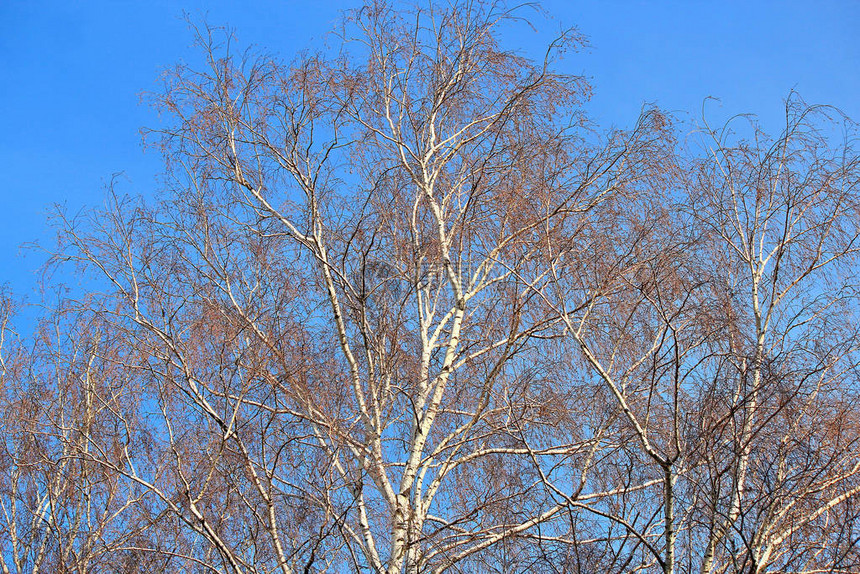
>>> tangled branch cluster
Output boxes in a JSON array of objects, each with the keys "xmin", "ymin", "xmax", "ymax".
[{"xmin": 1, "ymin": 2, "xmax": 859, "ymax": 573}]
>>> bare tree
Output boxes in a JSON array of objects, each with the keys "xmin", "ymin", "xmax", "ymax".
[
  {"xmin": 688, "ymin": 98, "xmax": 860, "ymax": 574},
  {"xmin": 538, "ymin": 96, "xmax": 860, "ymax": 574},
  {"xmin": 2, "ymin": 2, "xmax": 859, "ymax": 574},
  {"xmin": 51, "ymin": 2, "xmax": 675, "ymax": 572},
  {"xmin": 0, "ymin": 293, "xmax": 155, "ymax": 574}
]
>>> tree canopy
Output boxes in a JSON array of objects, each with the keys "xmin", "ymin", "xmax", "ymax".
[{"xmin": 2, "ymin": 2, "xmax": 859, "ymax": 573}]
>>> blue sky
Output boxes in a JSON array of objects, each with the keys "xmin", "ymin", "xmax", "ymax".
[{"xmin": 1, "ymin": 0, "xmax": 858, "ymax": 295}]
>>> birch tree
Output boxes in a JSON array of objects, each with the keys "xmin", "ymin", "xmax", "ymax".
[
  {"xmin": 54, "ymin": 2, "xmax": 673, "ymax": 572},
  {"xmin": 6, "ymin": 2, "xmax": 860, "ymax": 574}
]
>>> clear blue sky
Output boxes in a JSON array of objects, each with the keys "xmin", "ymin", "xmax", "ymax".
[{"xmin": 1, "ymin": 0, "xmax": 858, "ymax": 295}]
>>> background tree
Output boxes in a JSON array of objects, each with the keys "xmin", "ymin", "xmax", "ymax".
[{"xmin": 688, "ymin": 98, "xmax": 860, "ymax": 574}]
